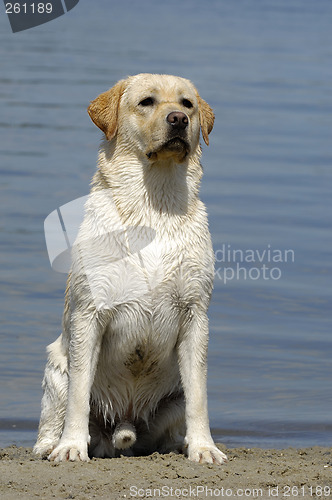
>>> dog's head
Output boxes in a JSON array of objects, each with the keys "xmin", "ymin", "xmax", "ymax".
[{"xmin": 88, "ymin": 74, "xmax": 214, "ymax": 163}]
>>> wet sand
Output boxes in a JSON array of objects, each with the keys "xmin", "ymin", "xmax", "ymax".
[{"xmin": 0, "ymin": 445, "xmax": 331, "ymax": 499}]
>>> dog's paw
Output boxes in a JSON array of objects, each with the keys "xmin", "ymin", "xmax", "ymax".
[
  {"xmin": 48, "ymin": 440, "xmax": 89, "ymax": 463},
  {"xmin": 187, "ymin": 443, "xmax": 227, "ymax": 465},
  {"xmin": 33, "ymin": 442, "xmax": 56, "ymax": 458}
]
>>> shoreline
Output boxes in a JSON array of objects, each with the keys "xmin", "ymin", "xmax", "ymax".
[
  {"xmin": 1, "ymin": 445, "xmax": 331, "ymax": 499},
  {"xmin": 1, "ymin": 418, "xmax": 331, "ymax": 451}
]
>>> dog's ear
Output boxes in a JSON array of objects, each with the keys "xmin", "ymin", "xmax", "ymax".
[
  {"xmin": 87, "ymin": 79, "xmax": 126, "ymax": 140},
  {"xmin": 196, "ymin": 94, "xmax": 215, "ymax": 146}
]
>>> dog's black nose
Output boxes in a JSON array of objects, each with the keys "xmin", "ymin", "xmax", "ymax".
[{"xmin": 166, "ymin": 111, "xmax": 189, "ymax": 130}]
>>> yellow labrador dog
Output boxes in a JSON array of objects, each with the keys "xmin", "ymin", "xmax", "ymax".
[{"xmin": 34, "ymin": 73, "xmax": 227, "ymax": 465}]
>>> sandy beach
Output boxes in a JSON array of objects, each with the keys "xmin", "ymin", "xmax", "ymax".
[{"xmin": 1, "ymin": 445, "xmax": 331, "ymax": 499}]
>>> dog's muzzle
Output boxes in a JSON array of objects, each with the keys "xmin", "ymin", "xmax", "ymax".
[{"xmin": 146, "ymin": 111, "xmax": 190, "ymax": 161}]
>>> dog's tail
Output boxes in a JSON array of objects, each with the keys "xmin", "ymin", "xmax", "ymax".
[{"xmin": 112, "ymin": 421, "xmax": 137, "ymax": 450}]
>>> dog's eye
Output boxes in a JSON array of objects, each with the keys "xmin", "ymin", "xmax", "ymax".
[
  {"xmin": 139, "ymin": 97, "xmax": 154, "ymax": 107},
  {"xmin": 182, "ymin": 98, "xmax": 193, "ymax": 109}
]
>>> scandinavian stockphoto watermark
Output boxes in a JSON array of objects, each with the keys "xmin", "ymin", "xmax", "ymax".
[
  {"xmin": 214, "ymin": 244, "xmax": 295, "ymax": 285},
  {"xmin": 44, "ymin": 194, "xmax": 295, "ymax": 309}
]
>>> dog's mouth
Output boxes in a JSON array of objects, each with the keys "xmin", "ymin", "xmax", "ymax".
[
  {"xmin": 146, "ymin": 137, "xmax": 190, "ymax": 161},
  {"xmin": 164, "ymin": 137, "xmax": 190, "ymax": 153}
]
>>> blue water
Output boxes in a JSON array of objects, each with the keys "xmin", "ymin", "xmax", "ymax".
[{"xmin": 0, "ymin": 0, "xmax": 331, "ymax": 449}]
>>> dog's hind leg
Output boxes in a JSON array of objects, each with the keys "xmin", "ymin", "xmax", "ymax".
[
  {"xmin": 33, "ymin": 335, "xmax": 68, "ymax": 458},
  {"xmin": 134, "ymin": 392, "xmax": 186, "ymax": 456}
]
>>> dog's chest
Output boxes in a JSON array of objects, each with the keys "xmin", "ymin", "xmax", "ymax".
[
  {"xmin": 87, "ymin": 211, "xmax": 213, "ymax": 379},
  {"xmin": 93, "ymin": 293, "xmax": 183, "ymax": 417},
  {"xmin": 104, "ymin": 287, "xmax": 183, "ymax": 376}
]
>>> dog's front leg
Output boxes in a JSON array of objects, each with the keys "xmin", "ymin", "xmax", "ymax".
[
  {"xmin": 178, "ymin": 308, "xmax": 227, "ymax": 465},
  {"xmin": 48, "ymin": 311, "xmax": 105, "ymax": 463}
]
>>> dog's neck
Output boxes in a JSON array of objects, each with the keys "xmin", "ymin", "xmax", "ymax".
[{"xmin": 91, "ymin": 138, "xmax": 203, "ymax": 227}]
